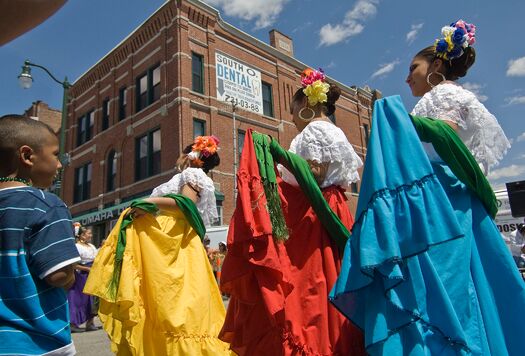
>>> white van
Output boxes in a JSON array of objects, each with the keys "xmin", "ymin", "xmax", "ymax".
[
  {"xmin": 206, "ymin": 225, "xmax": 229, "ymax": 249},
  {"xmin": 494, "ymin": 188, "xmax": 524, "ymax": 239}
]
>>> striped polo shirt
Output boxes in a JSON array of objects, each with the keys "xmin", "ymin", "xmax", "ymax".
[{"xmin": 0, "ymin": 187, "xmax": 80, "ymax": 355}]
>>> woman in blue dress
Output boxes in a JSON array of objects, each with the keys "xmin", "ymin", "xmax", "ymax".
[{"xmin": 330, "ymin": 20, "xmax": 525, "ymax": 355}]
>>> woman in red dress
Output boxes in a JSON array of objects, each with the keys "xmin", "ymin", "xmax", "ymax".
[{"xmin": 220, "ymin": 69, "xmax": 365, "ymax": 355}]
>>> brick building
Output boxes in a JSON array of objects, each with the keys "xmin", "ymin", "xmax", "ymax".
[
  {"xmin": 63, "ymin": 0, "xmax": 378, "ymax": 244},
  {"xmin": 24, "ymin": 100, "xmax": 62, "ymax": 134}
]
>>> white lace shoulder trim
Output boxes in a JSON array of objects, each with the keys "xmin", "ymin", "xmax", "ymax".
[
  {"xmin": 284, "ymin": 120, "xmax": 363, "ymax": 188},
  {"xmin": 412, "ymin": 83, "xmax": 510, "ymax": 173},
  {"xmin": 412, "ymin": 83, "xmax": 467, "ymax": 128},
  {"xmin": 180, "ymin": 168, "xmax": 215, "ymax": 193},
  {"xmin": 150, "ymin": 168, "xmax": 218, "ymax": 226}
]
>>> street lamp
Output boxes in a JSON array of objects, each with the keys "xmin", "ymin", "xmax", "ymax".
[
  {"xmin": 18, "ymin": 59, "xmax": 71, "ymax": 197},
  {"xmin": 229, "ymin": 98, "xmax": 238, "ymax": 203}
]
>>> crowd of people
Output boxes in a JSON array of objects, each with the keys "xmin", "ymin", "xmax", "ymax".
[{"xmin": 1, "ymin": 19, "xmax": 524, "ymax": 356}]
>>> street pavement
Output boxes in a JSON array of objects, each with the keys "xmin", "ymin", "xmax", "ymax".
[
  {"xmin": 71, "ymin": 318, "xmax": 112, "ymax": 355},
  {"xmin": 72, "ymin": 298, "xmax": 230, "ymax": 355}
]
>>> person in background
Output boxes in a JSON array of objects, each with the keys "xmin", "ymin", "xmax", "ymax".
[
  {"xmin": 214, "ymin": 241, "xmax": 227, "ymax": 285},
  {"xmin": 0, "ymin": 115, "xmax": 80, "ymax": 355},
  {"xmin": 508, "ymin": 223, "xmax": 525, "ymax": 268},
  {"xmin": 67, "ymin": 226, "xmax": 99, "ymax": 332}
]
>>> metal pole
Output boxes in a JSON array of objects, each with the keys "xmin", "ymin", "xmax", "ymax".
[
  {"xmin": 55, "ymin": 77, "xmax": 70, "ymax": 198},
  {"xmin": 19, "ymin": 60, "xmax": 70, "ymax": 198},
  {"xmin": 231, "ymin": 99, "xmax": 238, "ymax": 203}
]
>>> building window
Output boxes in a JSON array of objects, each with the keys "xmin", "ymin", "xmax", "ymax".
[
  {"xmin": 363, "ymin": 123, "xmax": 370, "ymax": 147},
  {"xmin": 102, "ymin": 98, "xmax": 110, "ymax": 130},
  {"xmin": 135, "ymin": 64, "xmax": 161, "ymax": 113},
  {"xmin": 119, "ymin": 87, "xmax": 127, "ymax": 121},
  {"xmin": 152, "ymin": 66, "xmax": 161, "ymax": 102},
  {"xmin": 237, "ymin": 129, "xmax": 245, "ymax": 159},
  {"xmin": 262, "ymin": 82, "xmax": 274, "ymax": 117},
  {"xmin": 351, "ymin": 182, "xmax": 359, "ymax": 194},
  {"xmin": 192, "ymin": 52, "xmax": 204, "ymax": 94},
  {"xmin": 212, "ymin": 201, "xmax": 223, "ymax": 226},
  {"xmin": 135, "ymin": 129, "xmax": 161, "ymax": 181},
  {"xmin": 106, "ymin": 150, "xmax": 117, "ymax": 192},
  {"xmin": 77, "ymin": 110, "xmax": 94, "ymax": 147},
  {"xmin": 74, "ymin": 162, "xmax": 92, "ymax": 203},
  {"xmin": 137, "ymin": 74, "xmax": 148, "ymax": 112},
  {"xmin": 193, "ymin": 119, "xmax": 206, "ymax": 137}
]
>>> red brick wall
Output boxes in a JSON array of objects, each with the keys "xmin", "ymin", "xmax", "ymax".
[{"xmin": 24, "ymin": 101, "xmax": 62, "ymax": 133}]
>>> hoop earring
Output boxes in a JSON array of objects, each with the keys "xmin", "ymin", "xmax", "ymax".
[
  {"xmin": 426, "ymin": 72, "xmax": 446, "ymax": 88},
  {"xmin": 298, "ymin": 107, "xmax": 315, "ymax": 121}
]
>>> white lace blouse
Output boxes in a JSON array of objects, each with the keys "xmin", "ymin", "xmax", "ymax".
[
  {"xmin": 150, "ymin": 167, "xmax": 218, "ymax": 227},
  {"xmin": 76, "ymin": 243, "xmax": 98, "ymax": 264},
  {"xmin": 412, "ymin": 83, "xmax": 510, "ymax": 174},
  {"xmin": 279, "ymin": 120, "xmax": 363, "ymax": 188}
]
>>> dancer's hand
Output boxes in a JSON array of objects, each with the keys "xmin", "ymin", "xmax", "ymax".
[
  {"xmin": 307, "ymin": 160, "xmax": 329, "ymax": 186},
  {"xmin": 128, "ymin": 207, "xmax": 149, "ymax": 219}
]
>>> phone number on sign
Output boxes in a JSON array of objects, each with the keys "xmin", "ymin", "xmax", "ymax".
[{"xmin": 225, "ymin": 95, "xmax": 260, "ymax": 112}]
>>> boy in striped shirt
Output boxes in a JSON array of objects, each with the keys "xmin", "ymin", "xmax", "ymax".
[{"xmin": 0, "ymin": 115, "xmax": 80, "ymax": 355}]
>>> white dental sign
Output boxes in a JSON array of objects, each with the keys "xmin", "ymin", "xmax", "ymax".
[{"xmin": 215, "ymin": 52, "xmax": 262, "ymax": 114}]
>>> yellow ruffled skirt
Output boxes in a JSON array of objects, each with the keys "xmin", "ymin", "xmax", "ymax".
[{"xmin": 84, "ymin": 209, "xmax": 233, "ymax": 355}]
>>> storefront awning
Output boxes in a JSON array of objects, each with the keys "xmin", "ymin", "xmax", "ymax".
[{"xmin": 73, "ymin": 200, "xmax": 132, "ymax": 226}]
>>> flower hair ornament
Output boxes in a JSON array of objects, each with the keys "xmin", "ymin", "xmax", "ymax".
[
  {"xmin": 187, "ymin": 135, "xmax": 220, "ymax": 167},
  {"xmin": 298, "ymin": 68, "xmax": 330, "ymax": 121},
  {"xmin": 434, "ymin": 19, "xmax": 476, "ymax": 61}
]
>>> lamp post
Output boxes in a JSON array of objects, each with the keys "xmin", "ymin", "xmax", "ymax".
[
  {"xmin": 230, "ymin": 98, "xmax": 238, "ymax": 203},
  {"xmin": 18, "ymin": 59, "xmax": 70, "ymax": 197}
]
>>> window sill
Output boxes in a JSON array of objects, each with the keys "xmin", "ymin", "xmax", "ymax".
[{"xmin": 190, "ymin": 90, "xmax": 206, "ymax": 98}]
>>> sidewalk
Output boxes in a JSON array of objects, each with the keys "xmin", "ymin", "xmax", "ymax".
[{"xmin": 71, "ymin": 318, "xmax": 112, "ymax": 355}]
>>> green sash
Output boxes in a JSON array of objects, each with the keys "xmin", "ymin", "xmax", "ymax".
[{"xmin": 410, "ymin": 115, "xmax": 497, "ymax": 218}]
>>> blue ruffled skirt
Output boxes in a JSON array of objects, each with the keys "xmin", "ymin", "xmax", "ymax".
[{"xmin": 330, "ymin": 96, "xmax": 525, "ymax": 355}]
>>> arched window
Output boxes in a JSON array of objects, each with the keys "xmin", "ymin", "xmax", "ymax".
[{"xmin": 107, "ymin": 150, "xmax": 117, "ymax": 192}]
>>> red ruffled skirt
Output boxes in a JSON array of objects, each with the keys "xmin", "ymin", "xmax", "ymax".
[{"xmin": 220, "ymin": 179, "xmax": 364, "ymax": 355}]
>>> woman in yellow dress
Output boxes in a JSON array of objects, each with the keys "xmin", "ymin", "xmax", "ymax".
[{"xmin": 84, "ymin": 136, "xmax": 232, "ymax": 355}]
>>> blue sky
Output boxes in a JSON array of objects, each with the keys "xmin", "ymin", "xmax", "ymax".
[{"xmin": 1, "ymin": 0, "xmax": 524, "ymax": 188}]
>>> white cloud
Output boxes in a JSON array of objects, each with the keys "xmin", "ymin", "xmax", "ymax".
[
  {"xmin": 371, "ymin": 60, "xmax": 400, "ymax": 79},
  {"xmin": 325, "ymin": 61, "xmax": 336, "ymax": 69},
  {"xmin": 319, "ymin": 0, "xmax": 379, "ymax": 47},
  {"xmin": 205, "ymin": 0, "xmax": 289, "ymax": 29},
  {"xmin": 505, "ymin": 96, "xmax": 525, "ymax": 105},
  {"xmin": 292, "ymin": 21, "xmax": 312, "ymax": 34},
  {"xmin": 406, "ymin": 23, "xmax": 423, "ymax": 45},
  {"xmin": 488, "ymin": 164, "xmax": 525, "ymax": 180},
  {"xmin": 517, "ymin": 132, "xmax": 525, "ymax": 143},
  {"xmin": 462, "ymin": 82, "xmax": 488, "ymax": 102},
  {"xmin": 506, "ymin": 56, "xmax": 525, "ymax": 77}
]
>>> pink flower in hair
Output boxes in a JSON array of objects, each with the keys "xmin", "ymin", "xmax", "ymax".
[{"xmin": 301, "ymin": 68, "xmax": 326, "ymax": 88}]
